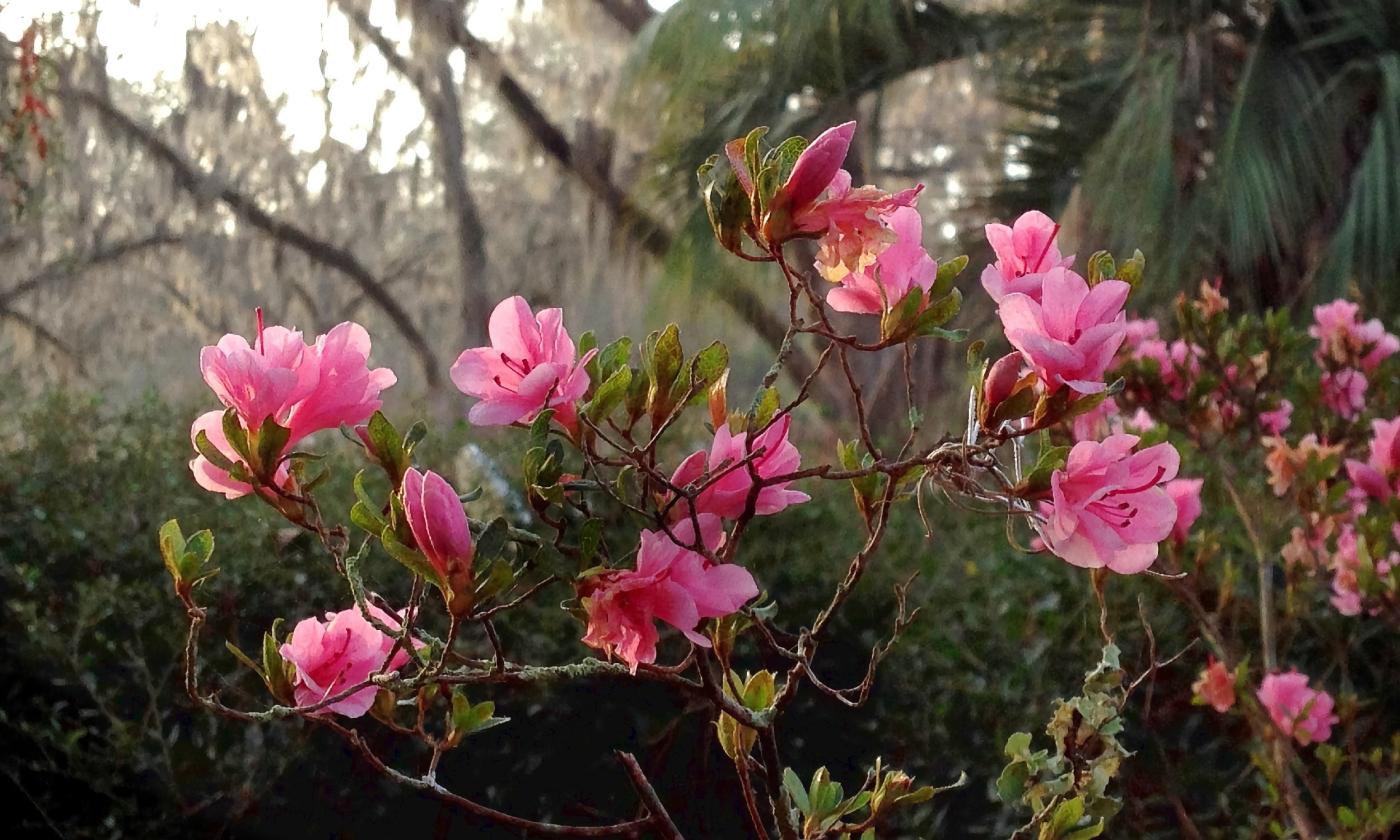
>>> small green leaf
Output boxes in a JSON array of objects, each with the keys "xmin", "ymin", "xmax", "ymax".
[
  {"xmin": 931, "ymin": 254, "xmax": 968, "ymax": 298},
  {"xmin": 783, "ymin": 767, "xmax": 811, "ymax": 815},
  {"xmin": 475, "ymin": 517, "xmax": 511, "ymax": 563},
  {"xmin": 586, "ymin": 365, "xmax": 632, "ymax": 422},
  {"xmin": 381, "ymin": 527, "xmax": 443, "ymax": 587},
  {"xmin": 193, "ymin": 430, "xmax": 238, "ymax": 473},
  {"xmin": 749, "ymin": 386, "xmax": 780, "ymax": 429}
]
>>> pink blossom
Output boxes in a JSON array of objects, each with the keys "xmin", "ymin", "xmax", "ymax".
[
  {"xmin": 188, "ymin": 410, "xmax": 286, "ymax": 499},
  {"xmin": 1310, "ymin": 299, "xmax": 1399, "ymax": 372},
  {"xmin": 777, "ymin": 121, "xmax": 856, "ymax": 213},
  {"xmin": 1328, "ymin": 525, "xmax": 1397, "ymax": 616},
  {"xmin": 1192, "ymin": 657, "xmax": 1236, "ymax": 713},
  {"xmin": 401, "ymin": 468, "xmax": 475, "ymax": 602},
  {"xmin": 1133, "ymin": 338, "xmax": 1201, "ymax": 400},
  {"xmin": 1040, "ymin": 434, "xmax": 1180, "ymax": 574},
  {"xmin": 279, "ymin": 603, "xmax": 419, "ymax": 718},
  {"xmin": 450, "ymin": 296, "xmax": 597, "ymax": 432},
  {"xmin": 1320, "ymin": 368, "xmax": 1367, "ymax": 420},
  {"xmin": 798, "ymin": 169, "xmax": 922, "ymax": 280},
  {"xmin": 1256, "ymin": 670, "xmax": 1338, "ymax": 746},
  {"xmin": 1259, "ymin": 400, "xmax": 1293, "ymax": 436},
  {"xmin": 982, "ymin": 351, "xmax": 1025, "ymax": 413},
  {"xmin": 669, "ymin": 414, "xmax": 810, "ymax": 520},
  {"xmin": 997, "ymin": 268, "xmax": 1129, "ymax": 395},
  {"xmin": 581, "ymin": 515, "xmax": 758, "ymax": 672},
  {"xmin": 980, "ymin": 210, "xmax": 1074, "ymax": 303},
  {"xmin": 1344, "ymin": 416, "xmax": 1400, "ymax": 501},
  {"xmin": 1069, "ymin": 397, "xmax": 1153, "ymax": 442},
  {"xmin": 1165, "ymin": 478, "xmax": 1204, "ymax": 545},
  {"xmin": 825, "ymin": 206, "xmax": 938, "ymax": 315},
  {"xmin": 284, "ymin": 322, "xmax": 396, "ymax": 442},
  {"xmin": 1120, "ymin": 317, "xmax": 1160, "ymax": 353},
  {"xmin": 194, "ymin": 314, "xmax": 397, "ymax": 497},
  {"xmin": 199, "ymin": 316, "xmax": 317, "ymax": 430}
]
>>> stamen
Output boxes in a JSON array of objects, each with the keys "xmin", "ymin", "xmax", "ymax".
[
  {"xmin": 1026, "ymin": 223, "xmax": 1061, "ymax": 275},
  {"xmin": 255, "ymin": 306, "xmax": 266, "ymax": 355}
]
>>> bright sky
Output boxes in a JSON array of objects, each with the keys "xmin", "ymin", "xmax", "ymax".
[{"xmin": 1, "ymin": 0, "xmax": 677, "ymax": 170}]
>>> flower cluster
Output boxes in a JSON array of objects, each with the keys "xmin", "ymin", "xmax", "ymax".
[
  {"xmin": 976, "ymin": 211, "xmax": 1191, "ymax": 574},
  {"xmin": 190, "ymin": 313, "xmax": 396, "ymax": 499}
]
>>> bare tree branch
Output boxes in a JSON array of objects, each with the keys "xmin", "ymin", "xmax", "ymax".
[
  {"xmin": 68, "ymin": 87, "xmax": 445, "ymax": 389},
  {"xmin": 338, "ymin": 0, "xmax": 491, "ymax": 346},
  {"xmin": 592, "ymin": 0, "xmax": 656, "ymax": 35},
  {"xmin": 0, "ymin": 232, "xmax": 183, "ymax": 310},
  {"xmin": 0, "ymin": 304, "xmax": 89, "ymax": 377}
]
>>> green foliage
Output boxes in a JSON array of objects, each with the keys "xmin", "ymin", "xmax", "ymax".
[{"xmin": 997, "ymin": 645, "xmax": 1128, "ymax": 836}]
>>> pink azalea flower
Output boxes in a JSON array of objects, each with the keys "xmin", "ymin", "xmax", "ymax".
[
  {"xmin": 450, "ymin": 296, "xmax": 597, "ymax": 432},
  {"xmin": 1120, "ymin": 317, "xmax": 1160, "ymax": 353},
  {"xmin": 1133, "ymin": 338, "xmax": 1202, "ymax": 400},
  {"xmin": 1256, "ymin": 670, "xmax": 1339, "ymax": 746},
  {"xmin": 1165, "ymin": 477, "xmax": 1204, "ymax": 545},
  {"xmin": 1070, "ymin": 398, "xmax": 1116, "ymax": 443},
  {"xmin": 825, "ymin": 206, "xmax": 938, "ymax": 315},
  {"xmin": 997, "ymin": 268, "xmax": 1129, "ymax": 395},
  {"xmin": 199, "ymin": 315, "xmax": 317, "ymax": 431},
  {"xmin": 980, "ymin": 210, "xmax": 1074, "ymax": 302},
  {"xmin": 1310, "ymin": 299, "xmax": 1399, "ymax": 372},
  {"xmin": 1344, "ymin": 416, "xmax": 1400, "ymax": 500},
  {"xmin": 1259, "ymin": 399, "xmax": 1293, "ymax": 436},
  {"xmin": 669, "ymin": 414, "xmax": 811, "ymax": 520},
  {"xmin": 797, "ymin": 169, "xmax": 922, "ymax": 281},
  {"xmin": 401, "ymin": 468, "xmax": 475, "ymax": 599},
  {"xmin": 194, "ymin": 313, "xmax": 397, "ymax": 497},
  {"xmin": 187, "ymin": 410, "xmax": 289, "ymax": 500},
  {"xmin": 1040, "ymin": 434, "xmax": 1181, "ymax": 574},
  {"xmin": 1192, "ymin": 657, "xmax": 1236, "ymax": 713},
  {"xmin": 284, "ymin": 322, "xmax": 396, "ymax": 442},
  {"xmin": 279, "ymin": 603, "xmax": 420, "ymax": 718},
  {"xmin": 1320, "ymin": 368, "xmax": 1367, "ymax": 420},
  {"xmin": 581, "ymin": 515, "xmax": 758, "ymax": 673}
]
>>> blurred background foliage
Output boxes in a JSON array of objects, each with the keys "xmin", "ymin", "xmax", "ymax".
[{"xmin": 1, "ymin": 0, "xmax": 1398, "ymax": 837}]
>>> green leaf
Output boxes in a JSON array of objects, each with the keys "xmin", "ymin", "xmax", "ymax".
[
  {"xmin": 1086, "ymin": 251, "xmax": 1116, "ymax": 286},
  {"xmin": 254, "ymin": 419, "xmax": 292, "ymax": 476},
  {"xmin": 224, "ymin": 640, "xmax": 263, "ymax": 676},
  {"xmin": 764, "ymin": 135, "xmax": 808, "ymax": 183},
  {"xmin": 185, "ymin": 529, "xmax": 214, "ymax": 566},
  {"xmin": 931, "ymin": 254, "xmax": 968, "ymax": 299},
  {"xmin": 689, "ymin": 341, "xmax": 729, "ymax": 397},
  {"xmin": 749, "ymin": 386, "xmax": 780, "ymax": 429},
  {"xmin": 913, "ymin": 288, "xmax": 963, "ymax": 334},
  {"xmin": 351, "ymin": 501, "xmax": 387, "ymax": 536},
  {"xmin": 221, "ymin": 409, "xmax": 253, "ymax": 462},
  {"xmin": 475, "ymin": 517, "xmax": 511, "ymax": 564},
  {"xmin": 381, "ymin": 527, "xmax": 443, "ymax": 587},
  {"xmin": 578, "ymin": 518, "xmax": 604, "ymax": 567},
  {"xmin": 783, "ymin": 767, "xmax": 811, "ymax": 815},
  {"xmin": 158, "ymin": 519, "xmax": 185, "ymax": 568},
  {"xmin": 586, "ymin": 365, "xmax": 633, "ymax": 422},
  {"xmin": 1116, "ymin": 250, "xmax": 1145, "ymax": 288},
  {"xmin": 528, "ymin": 410, "xmax": 555, "ymax": 449},
  {"xmin": 598, "ymin": 336, "xmax": 633, "ymax": 378},
  {"xmin": 193, "ymin": 430, "xmax": 238, "ymax": 473},
  {"xmin": 647, "ymin": 324, "xmax": 685, "ymax": 418},
  {"xmin": 402, "ymin": 420, "xmax": 428, "ymax": 455},
  {"xmin": 1020, "ymin": 445, "xmax": 1070, "ymax": 495},
  {"xmin": 1005, "ymin": 731, "xmax": 1033, "ymax": 758}
]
